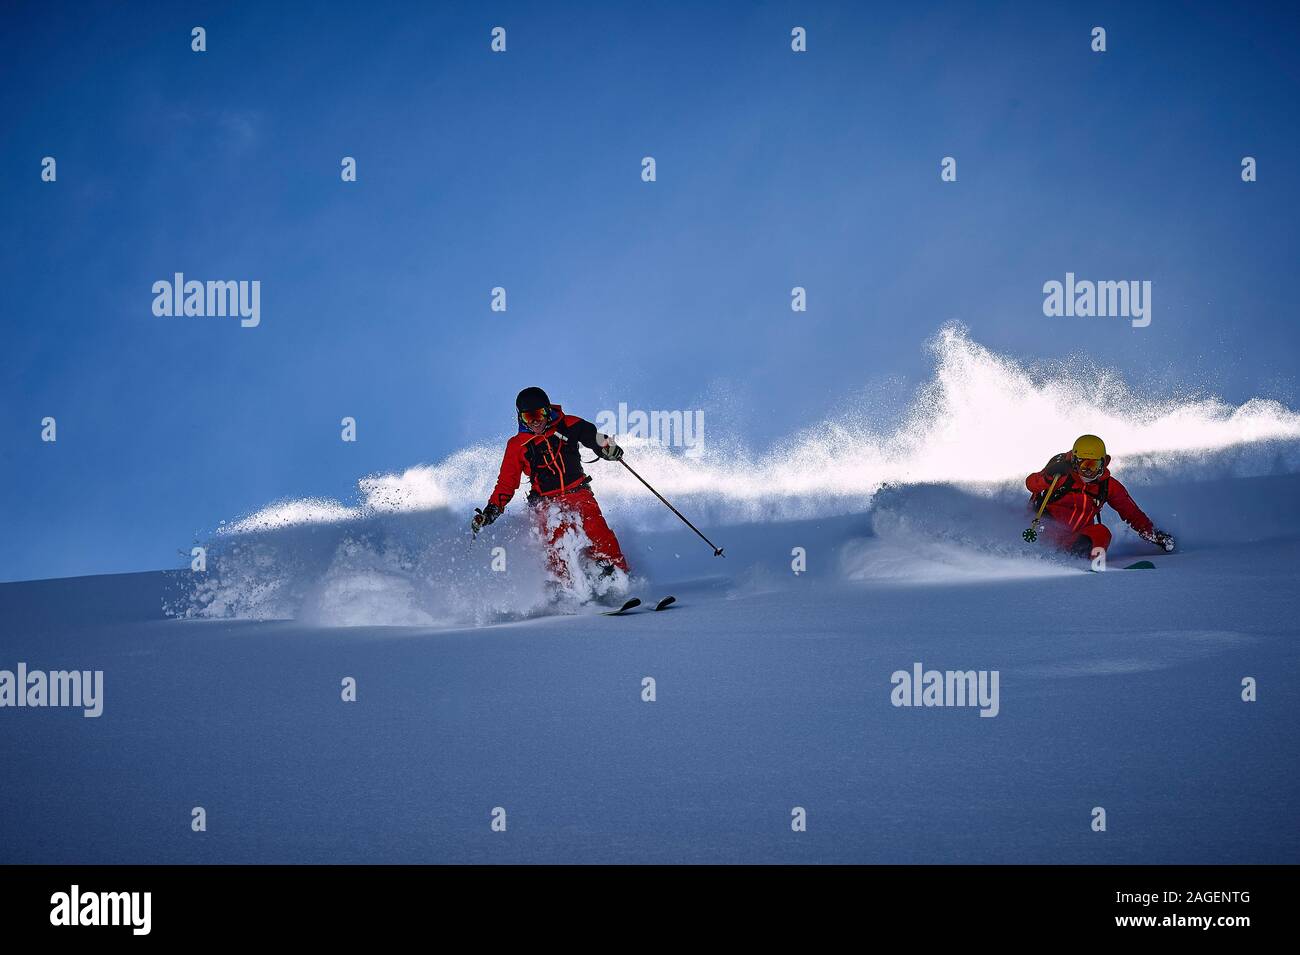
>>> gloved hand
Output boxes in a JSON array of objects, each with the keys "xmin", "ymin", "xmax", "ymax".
[
  {"xmin": 471, "ymin": 503, "xmax": 501, "ymax": 534},
  {"xmin": 596, "ymin": 434, "xmax": 623, "ymax": 461},
  {"xmin": 1141, "ymin": 528, "xmax": 1175, "ymax": 552},
  {"xmin": 1042, "ymin": 454, "xmax": 1073, "ymax": 477}
]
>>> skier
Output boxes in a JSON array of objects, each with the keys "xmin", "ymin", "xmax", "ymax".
[
  {"xmin": 471, "ymin": 387, "xmax": 630, "ymax": 582},
  {"xmin": 1025, "ymin": 434, "xmax": 1175, "ymax": 557}
]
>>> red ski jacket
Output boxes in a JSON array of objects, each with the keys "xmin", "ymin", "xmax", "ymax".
[
  {"xmin": 488, "ymin": 406, "xmax": 607, "ymax": 511},
  {"xmin": 1025, "ymin": 452, "xmax": 1154, "ymax": 537}
]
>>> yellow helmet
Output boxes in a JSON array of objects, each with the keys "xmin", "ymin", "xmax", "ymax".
[
  {"xmin": 1072, "ymin": 434, "xmax": 1108, "ymax": 480},
  {"xmin": 1072, "ymin": 434, "xmax": 1106, "ymax": 460}
]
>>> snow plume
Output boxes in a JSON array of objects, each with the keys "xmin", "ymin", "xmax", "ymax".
[
  {"xmin": 180, "ymin": 324, "xmax": 1300, "ymax": 622},
  {"xmin": 840, "ymin": 482, "xmax": 1080, "ymax": 585},
  {"xmin": 226, "ymin": 323, "xmax": 1300, "ymax": 532},
  {"xmin": 179, "ymin": 509, "xmax": 554, "ymax": 625},
  {"xmin": 176, "ymin": 496, "xmax": 633, "ymax": 626}
]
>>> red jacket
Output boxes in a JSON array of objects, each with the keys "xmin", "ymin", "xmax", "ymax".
[
  {"xmin": 1026, "ymin": 452, "xmax": 1154, "ymax": 537},
  {"xmin": 488, "ymin": 406, "xmax": 606, "ymax": 511}
]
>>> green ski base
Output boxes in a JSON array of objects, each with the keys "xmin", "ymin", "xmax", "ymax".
[{"xmin": 1090, "ymin": 560, "xmax": 1157, "ymax": 573}]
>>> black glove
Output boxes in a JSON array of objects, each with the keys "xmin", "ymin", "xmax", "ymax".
[
  {"xmin": 1042, "ymin": 454, "xmax": 1073, "ymax": 477},
  {"xmin": 1151, "ymin": 529, "xmax": 1175, "ymax": 553},
  {"xmin": 471, "ymin": 503, "xmax": 501, "ymax": 534},
  {"xmin": 596, "ymin": 435, "xmax": 623, "ymax": 461}
]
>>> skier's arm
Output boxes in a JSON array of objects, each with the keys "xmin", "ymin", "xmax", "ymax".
[
  {"xmin": 1025, "ymin": 471, "xmax": 1050, "ymax": 494},
  {"xmin": 487, "ymin": 440, "xmax": 526, "ymax": 512},
  {"xmin": 1105, "ymin": 477, "xmax": 1155, "ymax": 537},
  {"xmin": 564, "ymin": 415, "xmax": 622, "ymax": 460},
  {"xmin": 1026, "ymin": 452, "xmax": 1071, "ymax": 494}
]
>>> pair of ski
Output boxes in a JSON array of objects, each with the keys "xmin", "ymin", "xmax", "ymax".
[{"xmin": 602, "ymin": 595, "xmax": 676, "ymax": 616}]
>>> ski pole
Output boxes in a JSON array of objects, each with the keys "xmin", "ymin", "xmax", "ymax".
[
  {"xmin": 619, "ymin": 459, "xmax": 725, "ymax": 557},
  {"xmin": 1022, "ymin": 475, "xmax": 1061, "ymax": 543}
]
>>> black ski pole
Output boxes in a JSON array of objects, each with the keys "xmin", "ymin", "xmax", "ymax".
[{"xmin": 619, "ymin": 459, "xmax": 725, "ymax": 557}]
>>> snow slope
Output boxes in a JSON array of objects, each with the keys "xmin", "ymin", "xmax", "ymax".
[
  {"xmin": 4, "ymin": 472, "xmax": 1298, "ymax": 864},
  {"xmin": 2, "ymin": 330, "xmax": 1299, "ymax": 863}
]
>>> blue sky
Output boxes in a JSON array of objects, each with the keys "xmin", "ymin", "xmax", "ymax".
[{"xmin": 2, "ymin": 0, "xmax": 1298, "ymax": 581}]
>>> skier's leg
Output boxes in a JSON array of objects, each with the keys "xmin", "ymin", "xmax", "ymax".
[
  {"xmin": 1063, "ymin": 523, "xmax": 1111, "ymax": 558},
  {"xmin": 1042, "ymin": 517, "xmax": 1103, "ymax": 557},
  {"xmin": 532, "ymin": 500, "xmax": 574, "ymax": 585},
  {"xmin": 1080, "ymin": 523, "xmax": 1112, "ymax": 553},
  {"xmin": 1042, "ymin": 519, "xmax": 1076, "ymax": 552},
  {"xmin": 571, "ymin": 489, "xmax": 629, "ymax": 572}
]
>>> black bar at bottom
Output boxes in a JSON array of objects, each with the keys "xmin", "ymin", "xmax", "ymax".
[{"xmin": 0, "ymin": 864, "xmax": 1286, "ymax": 940}]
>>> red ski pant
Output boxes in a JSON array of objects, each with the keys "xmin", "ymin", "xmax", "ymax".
[
  {"xmin": 531, "ymin": 487, "xmax": 629, "ymax": 577},
  {"xmin": 1044, "ymin": 520, "xmax": 1112, "ymax": 555}
]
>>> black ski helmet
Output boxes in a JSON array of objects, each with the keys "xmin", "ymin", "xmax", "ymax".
[{"xmin": 516, "ymin": 387, "xmax": 551, "ymax": 413}]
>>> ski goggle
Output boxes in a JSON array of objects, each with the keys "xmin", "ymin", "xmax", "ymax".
[
  {"xmin": 520, "ymin": 407, "xmax": 552, "ymax": 427},
  {"xmin": 1074, "ymin": 457, "xmax": 1105, "ymax": 480}
]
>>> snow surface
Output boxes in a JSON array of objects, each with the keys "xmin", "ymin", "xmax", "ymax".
[{"xmin": 2, "ymin": 330, "xmax": 1298, "ymax": 863}]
